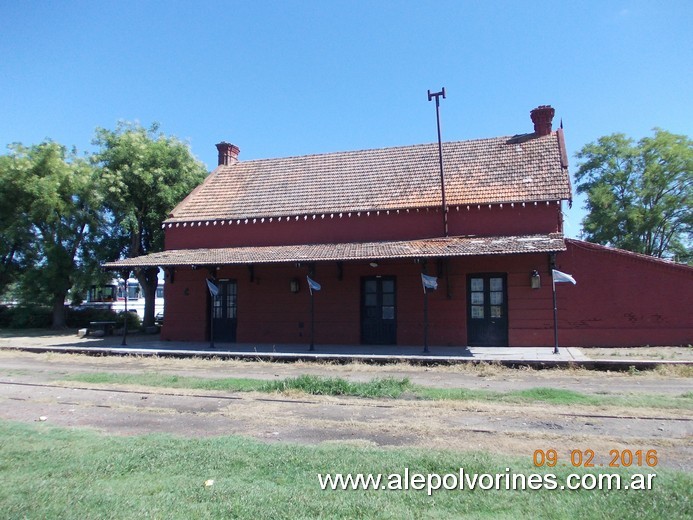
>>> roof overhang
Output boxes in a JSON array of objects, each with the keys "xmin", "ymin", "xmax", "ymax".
[{"xmin": 103, "ymin": 234, "xmax": 566, "ymax": 270}]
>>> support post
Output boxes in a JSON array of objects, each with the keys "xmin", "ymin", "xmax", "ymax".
[
  {"xmin": 422, "ymin": 260, "xmax": 430, "ymax": 353},
  {"xmin": 121, "ymin": 271, "xmax": 129, "ymax": 346},
  {"xmin": 309, "ymin": 290, "xmax": 315, "ymax": 351},
  {"xmin": 552, "ymin": 277, "xmax": 559, "ymax": 355},
  {"xmin": 208, "ymin": 279, "xmax": 216, "ymax": 350},
  {"xmin": 210, "ymin": 302, "xmax": 215, "ymax": 350},
  {"xmin": 308, "ymin": 264, "xmax": 316, "ymax": 351},
  {"xmin": 423, "ymin": 289, "xmax": 429, "ymax": 353}
]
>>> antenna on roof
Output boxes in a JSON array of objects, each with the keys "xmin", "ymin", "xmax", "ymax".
[{"xmin": 428, "ymin": 87, "xmax": 448, "ymax": 237}]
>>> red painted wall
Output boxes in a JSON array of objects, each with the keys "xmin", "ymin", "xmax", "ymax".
[
  {"xmin": 552, "ymin": 240, "xmax": 692, "ymax": 347},
  {"xmin": 165, "ymin": 203, "xmax": 562, "ymax": 249},
  {"xmin": 160, "ymin": 242, "xmax": 692, "ymax": 347},
  {"xmin": 161, "ymin": 252, "xmax": 559, "ymax": 347},
  {"xmin": 161, "ymin": 267, "xmax": 210, "ymax": 342}
]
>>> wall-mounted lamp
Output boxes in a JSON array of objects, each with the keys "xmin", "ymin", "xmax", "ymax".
[
  {"xmin": 530, "ymin": 270, "xmax": 541, "ymax": 289},
  {"xmin": 369, "ymin": 262, "xmax": 379, "ymax": 268},
  {"xmin": 290, "ymin": 278, "xmax": 300, "ymax": 293}
]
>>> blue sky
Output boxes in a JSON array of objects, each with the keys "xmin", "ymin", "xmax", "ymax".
[{"xmin": 1, "ymin": 1, "xmax": 691, "ymax": 238}]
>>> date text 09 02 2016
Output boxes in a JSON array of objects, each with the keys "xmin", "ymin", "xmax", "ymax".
[{"xmin": 533, "ymin": 449, "xmax": 658, "ymax": 468}]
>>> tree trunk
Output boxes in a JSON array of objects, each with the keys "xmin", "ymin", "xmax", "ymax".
[
  {"xmin": 51, "ymin": 293, "xmax": 67, "ymax": 329},
  {"xmin": 137, "ymin": 268, "xmax": 159, "ymax": 328}
]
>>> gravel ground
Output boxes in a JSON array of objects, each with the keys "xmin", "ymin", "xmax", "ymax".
[{"xmin": 0, "ymin": 345, "xmax": 691, "ymax": 471}]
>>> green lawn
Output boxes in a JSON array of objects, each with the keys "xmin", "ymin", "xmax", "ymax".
[
  {"xmin": 62, "ymin": 372, "xmax": 693, "ymax": 410},
  {"xmin": 0, "ymin": 420, "xmax": 689, "ymax": 519}
]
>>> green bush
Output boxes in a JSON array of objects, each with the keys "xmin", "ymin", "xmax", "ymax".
[
  {"xmin": 0, "ymin": 305, "xmax": 12, "ymax": 327},
  {"xmin": 116, "ymin": 311, "xmax": 141, "ymax": 330},
  {"xmin": 66, "ymin": 308, "xmax": 141, "ymax": 330},
  {"xmin": 0, "ymin": 304, "xmax": 142, "ymax": 331},
  {"xmin": 66, "ymin": 307, "xmax": 118, "ymax": 329},
  {"xmin": 0, "ymin": 305, "xmax": 53, "ymax": 328}
]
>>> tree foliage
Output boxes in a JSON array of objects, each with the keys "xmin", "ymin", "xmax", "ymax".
[
  {"xmin": 0, "ymin": 153, "xmax": 35, "ymax": 294},
  {"xmin": 93, "ymin": 122, "xmax": 207, "ymax": 327},
  {"xmin": 0, "ymin": 142, "xmax": 104, "ymax": 327},
  {"xmin": 575, "ymin": 129, "xmax": 692, "ymax": 262}
]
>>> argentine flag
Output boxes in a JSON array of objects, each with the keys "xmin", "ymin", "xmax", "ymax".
[
  {"xmin": 421, "ymin": 273, "xmax": 438, "ymax": 293},
  {"xmin": 552, "ymin": 269, "xmax": 577, "ymax": 285},
  {"xmin": 307, "ymin": 276, "xmax": 321, "ymax": 294},
  {"xmin": 206, "ymin": 278, "xmax": 219, "ymax": 297}
]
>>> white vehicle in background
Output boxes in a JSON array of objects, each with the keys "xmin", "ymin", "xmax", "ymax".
[{"xmin": 84, "ymin": 278, "xmax": 164, "ymax": 322}]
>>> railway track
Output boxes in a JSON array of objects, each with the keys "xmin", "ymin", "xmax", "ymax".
[{"xmin": 1, "ymin": 379, "xmax": 690, "ymax": 423}]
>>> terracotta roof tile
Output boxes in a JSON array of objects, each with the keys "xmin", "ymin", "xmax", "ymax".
[
  {"xmin": 167, "ymin": 133, "xmax": 571, "ymax": 222},
  {"xmin": 104, "ymin": 233, "xmax": 566, "ymax": 268}
]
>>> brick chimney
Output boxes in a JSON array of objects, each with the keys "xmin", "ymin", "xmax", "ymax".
[
  {"xmin": 530, "ymin": 105, "xmax": 555, "ymax": 136},
  {"xmin": 215, "ymin": 142, "xmax": 240, "ymax": 166}
]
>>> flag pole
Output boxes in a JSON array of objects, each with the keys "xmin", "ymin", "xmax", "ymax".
[
  {"xmin": 306, "ymin": 273, "xmax": 320, "ymax": 351},
  {"xmin": 210, "ymin": 284, "xmax": 215, "ymax": 350},
  {"xmin": 205, "ymin": 278, "xmax": 220, "ymax": 350},
  {"xmin": 309, "ymin": 285, "xmax": 315, "ymax": 351},
  {"xmin": 423, "ymin": 288, "xmax": 429, "ymax": 353},
  {"xmin": 552, "ymin": 275, "xmax": 559, "ymax": 355},
  {"xmin": 422, "ymin": 265, "xmax": 430, "ymax": 353},
  {"xmin": 210, "ymin": 298, "xmax": 215, "ymax": 350}
]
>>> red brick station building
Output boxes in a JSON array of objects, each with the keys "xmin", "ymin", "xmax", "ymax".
[{"xmin": 106, "ymin": 106, "xmax": 692, "ymax": 348}]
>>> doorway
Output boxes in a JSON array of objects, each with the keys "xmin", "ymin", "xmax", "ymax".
[
  {"xmin": 467, "ymin": 273, "xmax": 508, "ymax": 346},
  {"xmin": 361, "ymin": 277, "xmax": 396, "ymax": 345},
  {"xmin": 212, "ymin": 279, "xmax": 237, "ymax": 342}
]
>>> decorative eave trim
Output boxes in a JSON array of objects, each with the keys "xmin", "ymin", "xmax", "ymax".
[{"xmin": 161, "ymin": 200, "xmax": 567, "ymax": 229}]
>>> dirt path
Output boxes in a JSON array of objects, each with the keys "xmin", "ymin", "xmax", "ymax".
[{"xmin": 0, "ymin": 350, "xmax": 691, "ymax": 471}]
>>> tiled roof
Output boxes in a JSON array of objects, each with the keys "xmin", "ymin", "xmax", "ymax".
[
  {"xmin": 104, "ymin": 233, "xmax": 566, "ymax": 268},
  {"xmin": 167, "ymin": 132, "xmax": 571, "ymax": 223},
  {"xmin": 566, "ymin": 239, "xmax": 693, "ymax": 273}
]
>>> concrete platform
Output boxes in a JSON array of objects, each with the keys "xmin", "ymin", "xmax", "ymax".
[{"xmin": 3, "ymin": 336, "xmax": 690, "ymax": 370}]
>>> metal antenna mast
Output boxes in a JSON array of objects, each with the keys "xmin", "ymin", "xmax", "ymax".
[{"xmin": 428, "ymin": 87, "xmax": 448, "ymax": 237}]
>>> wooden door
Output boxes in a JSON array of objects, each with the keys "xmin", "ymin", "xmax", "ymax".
[
  {"xmin": 467, "ymin": 274, "xmax": 508, "ymax": 346},
  {"xmin": 212, "ymin": 280, "xmax": 237, "ymax": 342},
  {"xmin": 361, "ymin": 277, "xmax": 397, "ymax": 345}
]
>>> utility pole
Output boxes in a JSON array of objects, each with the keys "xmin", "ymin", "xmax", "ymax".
[{"xmin": 428, "ymin": 87, "xmax": 448, "ymax": 237}]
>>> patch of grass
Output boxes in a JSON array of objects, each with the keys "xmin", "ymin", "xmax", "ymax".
[
  {"xmin": 417, "ymin": 385, "xmax": 693, "ymax": 409},
  {"xmin": 64, "ymin": 373, "xmax": 412, "ymax": 398},
  {"xmin": 654, "ymin": 364, "xmax": 693, "ymax": 378},
  {"xmin": 414, "ymin": 386, "xmax": 504, "ymax": 401},
  {"xmin": 0, "ymin": 419, "xmax": 690, "ymax": 519},
  {"xmin": 61, "ymin": 372, "xmax": 693, "ymax": 410},
  {"xmin": 512, "ymin": 387, "xmax": 599, "ymax": 405},
  {"xmin": 259, "ymin": 374, "xmax": 411, "ymax": 398},
  {"xmin": 0, "ymin": 368, "xmax": 31, "ymax": 377},
  {"xmin": 0, "ymin": 328, "xmax": 78, "ymax": 338},
  {"xmin": 64, "ymin": 372, "xmax": 265, "ymax": 392},
  {"xmin": 415, "ymin": 386, "xmax": 603, "ymax": 406}
]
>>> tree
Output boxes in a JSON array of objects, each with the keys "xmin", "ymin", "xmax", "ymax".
[
  {"xmin": 1, "ymin": 142, "xmax": 104, "ymax": 327},
  {"xmin": 0, "ymin": 153, "xmax": 35, "ymax": 296},
  {"xmin": 93, "ymin": 122, "xmax": 207, "ymax": 327},
  {"xmin": 574, "ymin": 129, "xmax": 692, "ymax": 262}
]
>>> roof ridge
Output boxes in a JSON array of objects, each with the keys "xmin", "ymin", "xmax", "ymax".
[{"xmin": 224, "ymin": 134, "xmax": 535, "ymax": 166}]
